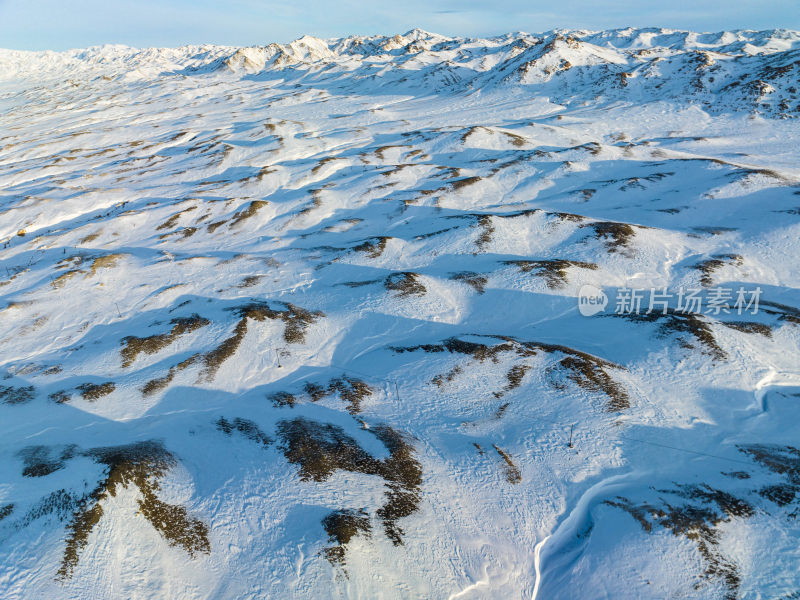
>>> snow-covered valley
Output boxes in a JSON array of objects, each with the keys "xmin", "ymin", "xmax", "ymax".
[{"xmin": 0, "ymin": 27, "xmax": 799, "ymax": 599}]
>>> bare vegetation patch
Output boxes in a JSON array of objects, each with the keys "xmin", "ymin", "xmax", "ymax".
[
  {"xmin": 20, "ymin": 489, "xmax": 79, "ymax": 527},
  {"xmin": 304, "ymin": 382, "xmax": 326, "ymax": 401},
  {"xmin": 394, "ymin": 337, "xmax": 518, "ymax": 362},
  {"xmin": 312, "ymin": 156, "xmax": 343, "ymax": 174},
  {"xmin": 375, "ymin": 145, "xmax": 408, "ymax": 160},
  {"xmin": 158, "ymin": 228, "xmax": 198, "ymax": 240},
  {"xmin": 201, "ymin": 319, "xmax": 248, "ymax": 380},
  {"xmin": 2, "ymin": 300, "xmax": 34, "ymax": 312},
  {"xmin": 761, "ymin": 301, "xmax": 800, "ymax": 325},
  {"xmin": 79, "ymin": 232, "xmax": 101, "ymax": 245},
  {"xmin": 216, "ymin": 416, "xmax": 273, "ymax": 446},
  {"xmin": 381, "ymin": 164, "xmax": 413, "ymax": 177},
  {"xmin": 327, "ymin": 376, "xmax": 373, "ymax": 414},
  {"xmin": 0, "ymin": 384, "xmax": 35, "ymax": 404},
  {"xmin": 691, "ymin": 254, "xmax": 743, "ymax": 287},
  {"xmin": 142, "ymin": 353, "xmax": 199, "ymax": 396},
  {"xmin": 551, "ymin": 356, "xmax": 629, "ymax": 411},
  {"xmin": 578, "ymin": 141, "xmax": 603, "ymax": 155},
  {"xmin": 503, "ymin": 131, "xmax": 527, "ymax": 147},
  {"xmin": 503, "ymin": 259, "xmax": 598, "ymax": 288},
  {"xmin": 353, "ymin": 236, "xmax": 390, "ymax": 258},
  {"xmin": 493, "ymin": 445, "xmax": 522, "ymax": 483},
  {"xmin": 385, "ymin": 272, "xmax": 426, "ymax": 297},
  {"xmin": 474, "ymin": 215, "xmax": 494, "ymax": 251},
  {"xmin": 739, "ymin": 444, "xmax": 800, "ymax": 517},
  {"xmin": 48, "ymin": 390, "xmax": 71, "ymax": 403},
  {"xmin": 270, "ymin": 376, "xmax": 372, "ymax": 414},
  {"xmin": 414, "ymin": 226, "xmax": 455, "ymax": 240},
  {"xmin": 238, "ymin": 275, "xmax": 263, "ymax": 288},
  {"xmin": 76, "ymin": 382, "xmax": 115, "ymax": 401},
  {"xmin": 449, "ymin": 176, "xmax": 482, "ymax": 191},
  {"xmin": 339, "ymin": 279, "xmax": 380, "ymax": 288},
  {"xmin": 156, "ymin": 206, "xmax": 197, "ymax": 231},
  {"xmin": 230, "ymin": 200, "xmax": 269, "ymax": 227},
  {"xmin": 206, "ymin": 220, "xmax": 227, "ymax": 233},
  {"xmin": 276, "ymin": 418, "xmax": 377, "ymax": 481},
  {"xmin": 690, "ymin": 226, "xmax": 738, "ymax": 237},
  {"xmin": 738, "ymin": 444, "xmax": 799, "ymax": 485},
  {"xmin": 615, "ymin": 442, "xmax": 800, "ymax": 593},
  {"xmin": 202, "ymin": 302, "xmax": 323, "ymax": 379},
  {"xmin": 395, "ymin": 335, "xmax": 629, "ymax": 411},
  {"xmin": 582, "ymin": 221, "xmax": 637, "ymax": 252},
  {"xmin": 51, "ymin": 269, "xmax": 81, "ymax": 289},
  {"xmin": 758, "ymin": 483, "xmax": 798, "ymax": 506},
  {"xmin": 549, "ymin": 210, "xmax": 586, "ymax": 223},
  {"xmin": 142, "ymin": 372, "xmax": 175, "ymax": 396},
  {"xmin": 276, "ymin": 418, "xmax": 421, "ymax": 548},
  {"xmin": 460, "ymin": 126, "xmax": 486, "ymax": 143},
  {"xmin": 504, "ymin": 364, "xmax": 530, "ymax": 393},
  {"xmin": 721, "ymin": 321, "xmax": 773, "ymax": 337},
  {"xmin": 19, "ymin": 445, "xmax": 77, "ymax": 477},
  {"xmin": 269, "ymin": 391, "xmax": 297, "ymax": 407},
  {"xmin": 321, "ymin": 508, "xmax": 371, "ymax": 568},
  {"xmin": 614, "ymin": 310, "xmax": 726, "ymax": 360},
  {"xmin": 365, "ymin": 425, "xmax": 422, "ymax": 546},
  {"xmin": 87, "ymin": 253, "xmax": 126, "ymax": 277},
  {"xmin": 606, "ymin": 486, "xmax": 750, "ymax": 598},
  {"xmin": 298, "ymin": 191, "xmax": 323, "ymax": 217},
  {"xmin": 121, "ymin": 314, "xmax": 209, "ymax": 367},
  {"xmin": 242, "ymin": 302, "xmax": 324, "ymax": 344},
  {"xmin": 59, "ymin": 441, "xmax": 209, "ymax": 579},
  {"xmin": 432, "ymin": 365, "xmax": 462, "ymax": 388},
  {"xmin": 607, "ymin": 444, "xmax": 800, "ymax": 598},
  {"xmin": 450, "ymin": 272, "xmax": 487, "ymax": 294}
]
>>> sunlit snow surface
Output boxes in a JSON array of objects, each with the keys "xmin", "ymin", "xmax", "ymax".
[{"xmin": 1, "ymin": 28, "xmax": 800, "ymax": 599}]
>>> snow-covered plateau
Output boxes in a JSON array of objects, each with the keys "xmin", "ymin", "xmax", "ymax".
[{"xmin": 1, "ymin": 27, "xmax": 799, "ymax": 599}]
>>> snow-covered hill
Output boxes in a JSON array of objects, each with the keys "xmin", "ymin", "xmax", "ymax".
[{"xmin": 0, "ymin": 28, "xmax": 799, "ymax": 599}]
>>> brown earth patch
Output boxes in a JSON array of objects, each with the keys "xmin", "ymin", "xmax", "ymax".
[
  {"xmin": 121, "ymin": 314, "xmax": 209, "ymax": 368},
  {"xmin": 503, "ymin": 259, "xmax": 598, "ymax": 288}
]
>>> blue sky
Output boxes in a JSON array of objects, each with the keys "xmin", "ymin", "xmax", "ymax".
[{"xmin": 1, "ymin": 0, "xmax": 799, "ymax": 51}]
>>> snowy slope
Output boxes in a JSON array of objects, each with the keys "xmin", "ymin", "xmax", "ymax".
[{"xmin": 0, "ymin": 28, "xmax": 799, "ymax": 599}]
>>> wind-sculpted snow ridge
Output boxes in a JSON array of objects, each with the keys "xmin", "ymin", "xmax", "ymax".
[{"xmin": 1, "ymin": 27, "xmax": 800, "ymax": 599}]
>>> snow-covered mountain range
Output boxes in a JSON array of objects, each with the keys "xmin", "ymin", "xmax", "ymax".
[
  {"xmin": 0, "ymin": 28, "xmax": 799, "ymax": 599},
  {"xmin": 2, "ymin": 28, "xmax": 800, "ymax": 116}
]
